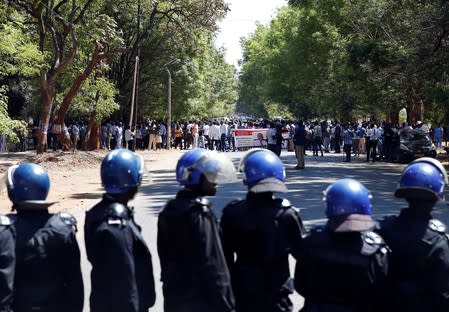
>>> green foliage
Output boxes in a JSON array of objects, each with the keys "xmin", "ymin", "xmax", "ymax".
[
  {"xmin": 239, "ymin": 0, "xmax": 449, "ymax": 124},
  {"xmin": 68, "ymin": 77, "xmax": 119, "ymax": 122},
  {"xmin": 0, "ymin": 86, "xmax": 27, "ymax": 142},
  {"xmin": 0, "ymin": 4, "xmax": 43, "ymax": 140}
]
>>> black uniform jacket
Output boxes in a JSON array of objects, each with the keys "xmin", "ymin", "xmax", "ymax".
[
  {"xmin": 0, "ymin": 215, "xmax": 14, "ymax": 312},
  {"xmin": 220, "ymin": 193, "xmax": 305, "ymax": 312},
  {"xmin": 376, "ymin": 208, "xmax": 449, "ymax": 312},
  {"xmin": 85, "ymin": 194, "xmax": 156, "ymax": 312},
  {"xmin": 294, "ymin": 225, "xmax": 390, "ymax": 312},
  {"xmin": 13, "ymin": 210, "xmax": 83, "ymax": 312},
  {"xmin": 157, "ymin": 189, "xmax": 235, "ymax": 312}
]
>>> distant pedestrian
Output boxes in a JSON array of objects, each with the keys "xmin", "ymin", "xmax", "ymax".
[
  {"xmin": 343, "ymin": 125, "xmax": 353, "ymax": 162},
  {"xmin": 293, "ymin": 120, "xmax": 307, "ymax": 169}
]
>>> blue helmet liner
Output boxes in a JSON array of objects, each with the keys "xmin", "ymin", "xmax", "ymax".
[
  {"xmin": 239, "ymin": 149, "xmax": 285, "ymax": 189},
  {"xmin": 324, "ymin": 178, "xmax": 372, "ymax": 217},
  {"xmin": 101, "ymin": 149, "xmax": 144, "ymax": 194},
  {"xmin": 395, "ymin": 161, "xmax": 445, "ymax": 200}
]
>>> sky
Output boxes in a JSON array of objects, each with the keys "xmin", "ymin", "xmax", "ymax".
[{"xmin": 214, "ymin": 0, "xmax": 287, "ymax": 68}]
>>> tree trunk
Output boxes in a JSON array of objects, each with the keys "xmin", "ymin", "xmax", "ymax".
[
  {"xmin": 90, "ymin": 122, "xmax": 100, "ymax": 150},
  {"xmin": 389, "ymin": 111, "xmax": 399, "ymax": 125},
  {"xmin": 83, "ymin": 110, "xmax": 98, "ymax": 150},
  {"xmin": 36, "ymin": 76, "xmax": 56, "ymax": 154}
]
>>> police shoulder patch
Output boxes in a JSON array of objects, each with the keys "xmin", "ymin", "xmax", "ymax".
[
  {"xmin": 59, "ymin": 212, "xmax": 77, "ymax": 226},
  {"xmin": 195, "ymin": 197, "xmax": 210, "ymax": 207},
  {"xmin": 0, "ymin": 215, "xmax": 12, "ymax": 226},
  {"xmin": 279, "ymin": 198, "xmax": 292, "ymax": 209},
  {"xmin": 428, "ymin": 219, "xmax": 446, "ymax": 233},
  {"xmin": 362, "ymin": 231, "xmax": 384, "ymax": 246},
  {"xmin": 107, "ymin": 218, "xmax": 124, "ymax": 226},
  {"xmin": 107, "ymin": 202, "xmax": 128, "ymax": 219}
]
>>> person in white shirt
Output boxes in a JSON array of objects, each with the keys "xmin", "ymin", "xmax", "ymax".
[
  {"xmin": 202, "ymin": 122, "xmax": 210, "ymax": 149},
  {"xmin": 191, "ymin": 122, "xmax": 199, "ymax": 148},
  {"xmin": 124, "ymin": 125, "xmax": 135, "ymax": 151},
  {"xmin": 115, "ymin": 123, "xmax": 123, "ymax": 149},
  {"xmin": 267, "ymin": 122, "xmax": 277, "ymax": 154},
  {"xmin": 366, "ymin": 123, "xmax": 379, "ymax": 162},
  {"xmin": 209, "ymin": 122, "xmax": 220, "ymax": 150},
  {"xmin": 219, "ymin": 121, "xmax": 228, "ymax": 152}
]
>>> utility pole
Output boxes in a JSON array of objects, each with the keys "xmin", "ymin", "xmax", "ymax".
[
  {"xmin": 129, "ymin": 0, "xmax": 141, "ymax": 128},
  {"xmin": 163, "ymin": 59, "xmax": 180, "ymax": 150}
]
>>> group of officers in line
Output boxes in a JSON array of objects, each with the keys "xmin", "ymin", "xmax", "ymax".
[{"xmin": 0, "ymin": 147, "xmax": 448, "ymax": 312}]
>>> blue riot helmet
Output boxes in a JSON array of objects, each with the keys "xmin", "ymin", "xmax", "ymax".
[
  {"xmin": 395, "ymin": 157, "xmax": 447, "ymax": 201},
  {"xmin": 239, "ymin": 148, "xmax": 287, "ymax": 193},
  {"xmin": 101, "ymin": 149, "xmax": 144, "ymax": 194},
  {"xmin": 324, "ymin": 178, "xmax": 372, "ymax": 218},
  {"xmin": 176, "ymin": 148, "xmax": 209, "ymax": 185},
  {"xmin": 5, "ymin": 163, "xmax": 55, "ymax": 208}
]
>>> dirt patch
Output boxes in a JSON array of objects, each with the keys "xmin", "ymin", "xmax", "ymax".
[{"xmin": 0, "ymin": 149, "xmax": 183, "ymax": 217}]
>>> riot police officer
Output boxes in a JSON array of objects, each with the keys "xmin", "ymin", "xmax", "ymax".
[
  {"xmin": 6, "ymin": 163, "xmax": 83, "ymax": 312},
  {"xmin": 294, "ymin": 178, "xmax": 390, "ymax": 311},
  {"xmin": 376, "ymin": 157, "xmax": 449, "ymax": 311},
  {"xmin": 158, "ymin": 148, "xmax": 236, "ymax": 312},
  {"xmin": 85, "ymin": 149, "xmax": 155, "ymax": 312},
  {"xmin": 0, "ymin": 174, "xmax": 15, "ymax": 312},
  {"xmin": 220, "ymin": 149, "xmax": 305, "ymax": 312}
]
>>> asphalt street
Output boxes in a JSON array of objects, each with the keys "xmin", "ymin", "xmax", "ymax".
[{"xmin": 81, "ymin": 150, "xmax": 449, "ymax": 311}]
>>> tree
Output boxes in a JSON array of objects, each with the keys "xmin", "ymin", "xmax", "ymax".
[{"xmin": 0, "ymin": 4, "xmax": 44, "ymax": 141}]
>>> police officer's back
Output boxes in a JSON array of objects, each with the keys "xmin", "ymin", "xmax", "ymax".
[
  {"xmin": 158, "ymin": 148, "xmax": 235, "ymax": 312},
  {"xmin": 294, "ymin": 178, "xmax": 390, "ymax": 311},
  {"xmin": 0, "ymin": 171, "xmax": 15, "ymax": 312},
  {"xmin": 221, "ymin": 149, "xmax": 306, "ymax": 312},
  {"xmin": 85, "ymin": 149, "xmax": 155, "ymax": 312},
  {"xmin": 6, "ymin": 163, "xmax": 83, "ymax": 312},
  {"xmin": 376, "ymin": 157, "xmax": 449, "ymax": 311}
]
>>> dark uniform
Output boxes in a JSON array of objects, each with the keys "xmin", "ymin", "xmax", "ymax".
[
  {"xmin": 0, "ymin": 216, "xmax": 15, "ymax": 312},
  {"xmin": 376, "ymin": 209, "xmax": 449, "ymax": 311},
  {"xmin": 85, "ymin": 194, "xmax": 156, "ymax": 312},
  {"xmin": 157, "ymin": 189, "xmax": 234, "ymax": 312},
  {"xmin": 220, "ymin": 193, "xmax": 305, "ymax": 312},
  {"xmin": 294, "ymin": 227, "xmax": 390, "ymax": 311},
  {"xmin": 12, "ymin": 210, "xmax": 83, "ymax": 312}
]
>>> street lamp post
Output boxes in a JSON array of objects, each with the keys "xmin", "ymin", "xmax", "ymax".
[{"xmin": 164, "ymin": 59, "xmax": 180, "ymax": 149}]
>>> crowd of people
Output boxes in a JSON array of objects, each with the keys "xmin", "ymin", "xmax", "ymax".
[
  {"xmin": 0, "ymin": 146, "xmax": 448, "ymax": 311},
  {"xmin": 1, "ymin": 116, "xmax": 447, "ymax": 157}
]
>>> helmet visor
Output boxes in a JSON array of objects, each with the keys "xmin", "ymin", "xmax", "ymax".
[
  {"xmin": 137, "ymin": 153, "xmax": 152, "ymax": 183},
  {"xmin": 194, "ymin": 152, "xmax": 237, "ymax": 184},
  {"xmin": 1, "ymin": 165, "xmax": 18, "ymax": 194},
  {"xmin": 0, "ymin": 170, "xmax": 7, "ymax": 195}
]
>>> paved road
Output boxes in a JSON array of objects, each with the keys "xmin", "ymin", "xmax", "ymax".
[{"xmin": 82, "ymin": 150, "xmax": 449, "ymax": 311}]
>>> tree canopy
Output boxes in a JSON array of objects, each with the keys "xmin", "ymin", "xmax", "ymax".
[
  {"xmin": 239, "ymin": 0, "xmax": 449, "ymax": 124},
  {"xmin": 3, "ymin": 0, "xmax": 237, "ymax": 152}
]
